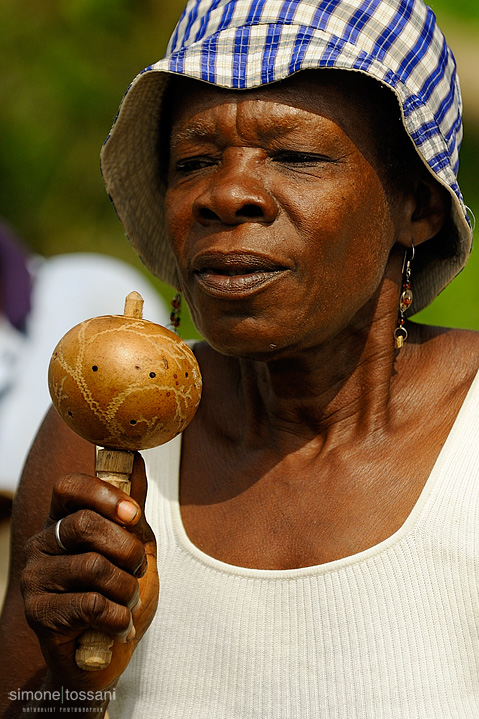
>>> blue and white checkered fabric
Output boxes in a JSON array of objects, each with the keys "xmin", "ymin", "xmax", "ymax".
[{"xmin": 101, "ymin": 0, "xmax": 473, "ymax": 311}]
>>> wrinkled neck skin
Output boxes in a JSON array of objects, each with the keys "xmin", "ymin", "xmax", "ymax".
[{"xmin": 197, "ymin": 248, "xmax": 414, "ymax": 455}]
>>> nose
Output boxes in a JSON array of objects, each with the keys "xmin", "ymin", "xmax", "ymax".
[{"xmin": 192, "ymin": 149, "xmax": 278, "ymax": 226}]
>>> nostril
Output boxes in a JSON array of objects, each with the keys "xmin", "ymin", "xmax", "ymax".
[
  {"xmin": 198, "ymin": 203, "xmax": 266, "ymax": 223},
  {"xmin": 238, "ymin": 204, "xmax": 264, "ymax": 219},
  {"xmin": 199, "ymin": 207, "xmax": 220, "ymax": 221}
]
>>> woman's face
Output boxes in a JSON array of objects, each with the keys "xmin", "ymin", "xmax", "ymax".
[{"xmin": 165, "ymin": 74, "xmax": 408, "ymax": 359}]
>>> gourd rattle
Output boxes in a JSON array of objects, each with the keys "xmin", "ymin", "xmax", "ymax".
[{"xmin": 48, "ymin": 291, "xmax": 202, "ymax": 671}]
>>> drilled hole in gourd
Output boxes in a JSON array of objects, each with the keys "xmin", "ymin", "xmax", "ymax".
[
  {"xmin": 92, "ymin": 366, "xmax": 98, "ymax": 372},
  {"xmin": 130, "ymin": 420, "xmax": 137, "ymax": 426},
  {"xmin": 149, "ymin": 372, "xmax": 156, "ymax": 378}
]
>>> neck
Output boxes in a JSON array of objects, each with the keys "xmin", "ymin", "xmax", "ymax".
[
  {"xmin": 243, "ymin": 325, "xmax": 400, "ymax": 443},
  {"xmin": 198, "ymin": 249, "xmax": 415, "ymax": 451}
]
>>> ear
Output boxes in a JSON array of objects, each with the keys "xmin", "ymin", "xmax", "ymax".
[{"xmin": 397, "ymin": 170, "xmax": 449, "ymax": 249}]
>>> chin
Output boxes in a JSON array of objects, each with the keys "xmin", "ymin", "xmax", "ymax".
[
  {"xmin": 203, "ymin": 322, "xmax": 310, "ymax": 364},
  {"xmin": 198, "ymin": 315, "xmax": 288, "ymax": 360}
]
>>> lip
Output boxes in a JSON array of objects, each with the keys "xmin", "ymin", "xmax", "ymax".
[{"xmin": 192, "ymin": 251, "xmax": 291, "ymax": 298}]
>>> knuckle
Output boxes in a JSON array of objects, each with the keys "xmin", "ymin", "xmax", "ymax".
[
  {"xmin": 54, "ymin": 472, "xmax": 121, "ymax": 507},
  {"xmin": 70, "ymin": 508, "xmax": 99, "ymax": 542},
  {"xmin": 21, "ymin": 556, "xmax": 63, "ymax": 604},
  {"xmin": 53, "ymin": 473, "xmax": 104, "ymax": 515},
  {"xmin": 79, "ymin": 592, "xmax": 131, "ymax": 636},
  {"xmin": 79, "ymin": 591, "xmax": 109, "ymax": 622},
  {"xmin": 78, "ymin": 551, "xmax": 109, "ymax": 583},
  {"xmin": 23, "ymin": 533, "xmax": 40, "ymax": 559},
  {"xmin": 118, "ymin": 534, "xmax": 145, "ymax": 573},
  {"xmin": 22, "ymin": 534, "xmax": 49, "ymax": 587},
  {"xmin": 52, "ymin": 473, "xmax": 77, "ymax": 501},
  {"xmin": 23, "ymin": 595, "xmax": 54, "ymax": 633}
]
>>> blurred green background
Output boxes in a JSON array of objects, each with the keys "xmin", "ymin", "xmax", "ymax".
[{"xmin": 0, "ymin": 0, "xmax": 477, "ymax": 337}]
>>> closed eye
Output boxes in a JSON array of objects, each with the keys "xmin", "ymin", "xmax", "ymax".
[
  {"xmin": 271, "ymin": 151, "xmax": 332, "ymax": 166},
  {"xmin": 175, "ymin": 156, "xmax": 218, "ymax": 174}
]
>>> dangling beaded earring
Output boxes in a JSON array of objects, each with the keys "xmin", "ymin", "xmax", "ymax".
[
  {"xmin": 169, "ymin": 289, "xmax": 182, "ymax": 333},
  {"xmin": 394, "ymin": 241, "xmax": 415, "ymax": 349}
]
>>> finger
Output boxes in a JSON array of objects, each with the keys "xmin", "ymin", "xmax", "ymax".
[
  {"xmin": 28, "ymin": 511, "xmax": 146, "ymax": 577},
  {"xmin": 24, "ymin": 590, "xmax": 134, "ymax": 643},
  {"xmin": 22, "ymin": 552, "xmax": 140, "ymax": 611},
  {"xmin": 47, "ymin": 472, "xmax": 142, "ymax": 529}
]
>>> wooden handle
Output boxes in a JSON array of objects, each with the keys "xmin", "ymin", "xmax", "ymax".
[{"xmin": 75, "ymin": 448, "xmax": 135, "ymax": 671}]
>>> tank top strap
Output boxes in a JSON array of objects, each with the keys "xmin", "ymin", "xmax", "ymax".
[{"xmin": 142, "ymin": 435, "xmax": 182, "ymax": 565}]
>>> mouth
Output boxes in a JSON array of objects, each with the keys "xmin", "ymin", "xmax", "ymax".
[{"xmin": 192, "ymin": 252, "xmax": 290, "ymax": 297}]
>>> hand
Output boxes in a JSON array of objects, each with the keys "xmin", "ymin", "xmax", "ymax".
[{"xmin": 21, "ymin": 452, "xmax": 158, "ymax": 692}]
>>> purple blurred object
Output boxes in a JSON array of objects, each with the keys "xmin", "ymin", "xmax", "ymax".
[{"xmin": 0, "ymin": 221, "xmax": 32, "ymax": 331}]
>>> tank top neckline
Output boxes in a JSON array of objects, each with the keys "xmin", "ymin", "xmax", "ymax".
[{"xmin": 166, "ymin": 368, "xmax": 479, "ymax": 579}]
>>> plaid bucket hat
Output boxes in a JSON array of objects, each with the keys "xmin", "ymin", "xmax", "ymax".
[{"xmin": 101, "ymin": 0, "xmax": 473, "ymax": 315}]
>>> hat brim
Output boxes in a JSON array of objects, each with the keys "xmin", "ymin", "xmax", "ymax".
[{"xmin": 101, "ymin": 71, "xmax": 179, "ymax": 289}]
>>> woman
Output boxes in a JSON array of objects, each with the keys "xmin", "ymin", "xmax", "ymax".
[{"xmin": 0, "ymin": 0, "xmax": 477, "ymax": 716}]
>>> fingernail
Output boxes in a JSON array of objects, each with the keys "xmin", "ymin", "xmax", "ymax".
[
  {"xmin": 119, "ymin": 617, "xmax": 135, "ymax": 643},
  {"xmin": 118, "ymin": 500, "xmax": 139, "ymax": 523},
  {"xmin": 135, "ymin": 557, "xmax": 148, "ymax": 578},
  {"xmin": 132, "ymin": 598, "xmax": 142, "ymax": 615}
]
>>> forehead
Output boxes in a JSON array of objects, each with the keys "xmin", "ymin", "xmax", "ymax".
[{"xmin": 170, "ymin": 71, "xmax": 372, "ymax": 132}]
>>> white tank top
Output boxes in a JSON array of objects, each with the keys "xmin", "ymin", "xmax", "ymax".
[{"xmin": 110, "ymin": 369, "xmax": 479, "ymax": 718}]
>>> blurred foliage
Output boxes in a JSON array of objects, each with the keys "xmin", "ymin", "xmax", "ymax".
[
  {"xmin": 428, "ymin": 0, "xmax": 479, "ymax": 22},
  {"xmin": 0, "ymin": 0, "xmax": 183, "ymax": 257},
  {"xmin": 414, "ymin": 1, "xmax": 479, "ymax": 330},
  {"xmin": 0, "ymin": 0, "xmax": 477, "ymax": 337}
]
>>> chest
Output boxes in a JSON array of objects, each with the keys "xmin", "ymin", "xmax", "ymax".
[
  {"xmin": 179, "ymin": 425, "xmax": 447, "ymax": 570},
  {"xmin": 178, "ymin": 345, "xmax": 479, "ymax": 571}
]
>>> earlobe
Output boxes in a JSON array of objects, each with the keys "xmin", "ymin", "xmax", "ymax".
[{"xmin": 409, "ymin": 171, "xmax": 449, "ymax": 246}]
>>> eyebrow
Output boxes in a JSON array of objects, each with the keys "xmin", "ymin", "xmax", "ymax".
[
  {"xmin": 170, "ymin": 120, "xmax": 218, "ymax": 150},
  {"xmin": 169, "ymin": 107, "xmax": 329, "ymax": 151}
]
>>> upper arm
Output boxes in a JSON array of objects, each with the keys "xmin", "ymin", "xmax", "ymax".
[{"xmin": 0, "ymin": 406, "xmax": 95, "ymax": 711}]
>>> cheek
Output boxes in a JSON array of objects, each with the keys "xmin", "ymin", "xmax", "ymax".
[
  {"xmin": 294, "ymin": 171, "xmax": 393, "ymax": 262},
  {"xmin": 287, "ymin": 174, "xmax": 395, "ymax": 325},
  {"xmin": 328, "ymin": 189, "xmax": 393, "ymax": 279}
]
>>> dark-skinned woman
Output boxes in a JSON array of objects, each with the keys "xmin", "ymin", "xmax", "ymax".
[{"xmin": 0, "ymin": 0, "xmax": 476, "ymax": 716}]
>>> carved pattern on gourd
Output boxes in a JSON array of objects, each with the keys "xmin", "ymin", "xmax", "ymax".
[{"xmin": 48, "ymin": 316, "xmax": 202, "ymax": 450}]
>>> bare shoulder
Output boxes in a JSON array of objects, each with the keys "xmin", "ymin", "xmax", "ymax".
[
  {"xmin": 414, "ymin": 323, "xmax": 479, "ymax": 370},
  {"xmin": 406, "ymin": 323, "xmax": 479, "ymax": 414}
]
